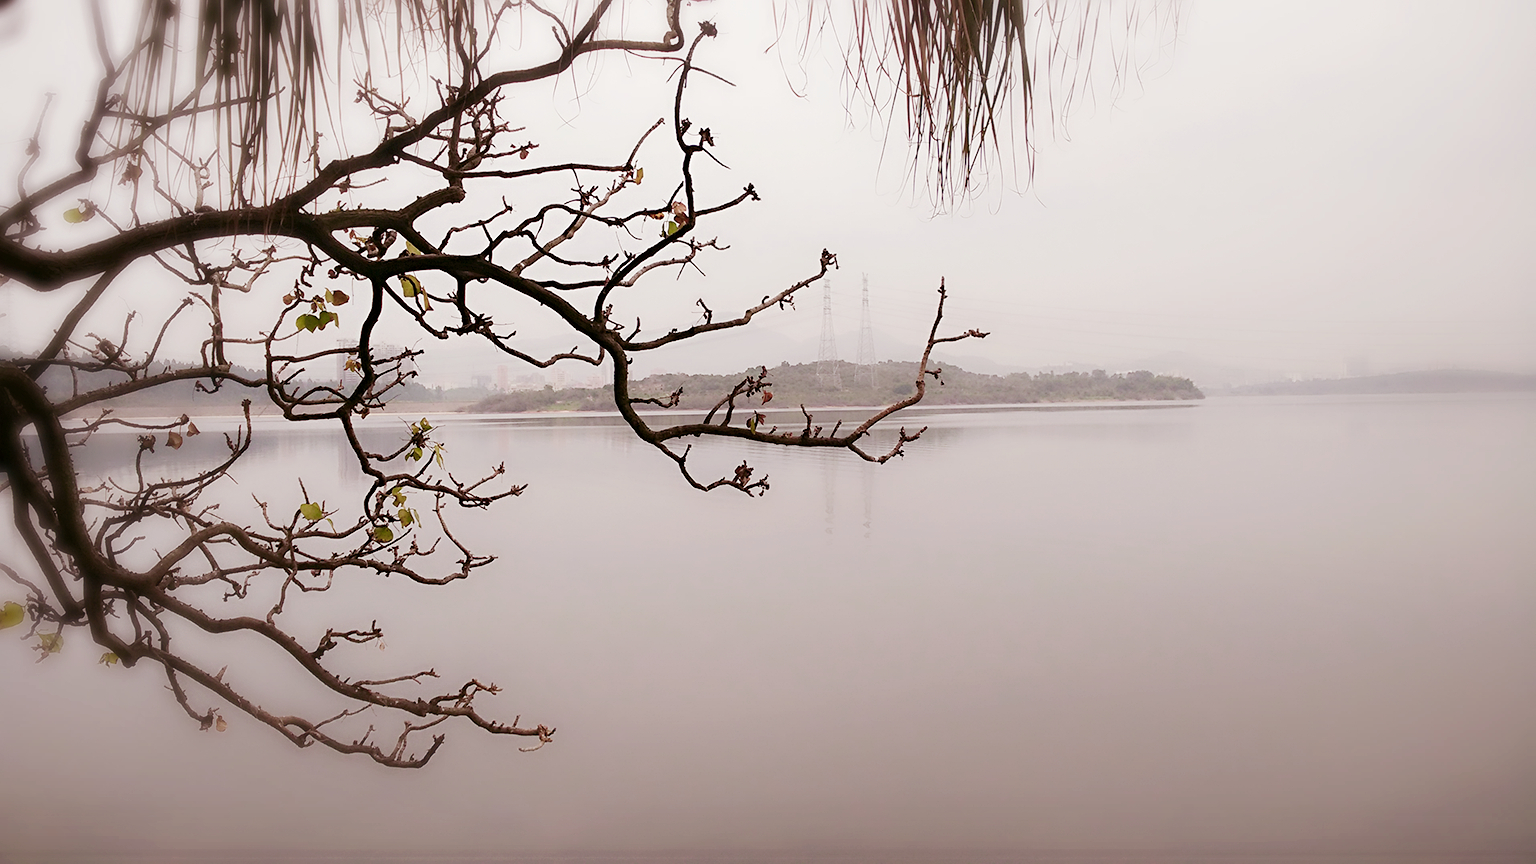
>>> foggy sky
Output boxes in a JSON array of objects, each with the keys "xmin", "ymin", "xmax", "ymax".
[{"xmin": 0, "ymin": 1, "xmax": 1533, "ymax": 384}]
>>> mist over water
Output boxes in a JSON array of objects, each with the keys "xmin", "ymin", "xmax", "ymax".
[{"xmin": 2, "ymin": 396, "xmax": 1534, "ymax": 862}]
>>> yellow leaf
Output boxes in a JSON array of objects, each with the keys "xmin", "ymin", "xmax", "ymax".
[{"xmin": 215, "ymin": 716, "xmax": 227, "ymax": 732}]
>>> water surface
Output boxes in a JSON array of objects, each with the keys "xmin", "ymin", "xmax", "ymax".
[{"xmin": 2, "ymin": 394, "xmax": 1533, "ymax": 862}]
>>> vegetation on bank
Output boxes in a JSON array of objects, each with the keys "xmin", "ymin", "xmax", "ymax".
[{"xmin": 469, "ymin": 360, "xmax": 1203, "ymax": 413}]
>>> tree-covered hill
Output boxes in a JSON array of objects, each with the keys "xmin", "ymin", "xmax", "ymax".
[{"xmin": 469, "ymin": 360, "xmax": 1202, "ymax": 414}]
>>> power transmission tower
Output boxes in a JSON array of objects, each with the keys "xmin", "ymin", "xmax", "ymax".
[
  {"xmin": 817, "ymin": 277, "xmax": 841, "ymax": 388},
  {"xmin": 855, "ymin": 273, "xmax": 876, "ymax": 387}
]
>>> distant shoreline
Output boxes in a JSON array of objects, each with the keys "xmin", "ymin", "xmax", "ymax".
[
  {"xmin": 62, "ymin": 389, "xmax": 1536, "ymax": 423},
  {"xmin": 1213, "ymin": 369, "xmax": 1536, "ymax": 397},
  {"xmin": 468, "ymin": 360, "xmax": 1204, "ymax": 414},
  {"xmin": 66, "ymin": 368, "xmax": 1535, "ymax": 421}
]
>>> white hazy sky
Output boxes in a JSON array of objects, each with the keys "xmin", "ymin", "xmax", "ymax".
[{"xmin": 0, "ymin": 1, "xmax": 1532, "ymax": 386}]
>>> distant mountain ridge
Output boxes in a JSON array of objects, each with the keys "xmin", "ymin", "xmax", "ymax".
[{"xmin": 1221, "ymin": 369, "xmax": 1536, "ymax": 396}]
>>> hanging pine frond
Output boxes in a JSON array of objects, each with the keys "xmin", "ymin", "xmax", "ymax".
[{"xmin": 110, "ymin": 1, "xmax": 1174, "ymax": 205}]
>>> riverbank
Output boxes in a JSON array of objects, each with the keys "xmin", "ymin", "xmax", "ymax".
[{"xmin": 469, "ymin": 360, "xmax": 1203, "ymax": 414}]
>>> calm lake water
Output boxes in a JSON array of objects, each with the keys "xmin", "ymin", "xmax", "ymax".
[{"xmin": 2, "ymin": 394, "xmax": 1534, "ymax": 863}]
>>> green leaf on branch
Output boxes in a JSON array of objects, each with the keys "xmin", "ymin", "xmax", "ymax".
[
  {"xmin": 99, "ymin": 652, "xmax": 120, "ymax": 666},
  {"xmin": 634, "ymin": 167, "xmax": 644, "ymax": 184},
  {"xmin": 0, "ymin": 601, "xmax": 23, "ymax": 630},
  {"xmin": 390, "ymin": 487, "xmax": 407, "ymax": 507},
  {"xmin": 38, "ymin": 632, "xmax": 62, "ymax": 655},
  {"xmin": 398, "ymin": 508, "xmax": 414, "ymax": 527},
  {"xmin": 665, "ymin": 221, "xmax": 679, "ymax": 236},
  {"xmin": 406, "ymin": 447, "xmax": 423, "ymax": 462},
  {"xmin": 400, "ymin": 274, "xmax": 420, "ymax": 297},
  {"xmin": 299, "ymin": 502, "xmax": 324, "ymax": 522},
  {"xmin": 63, "ymin": 206, "xmax": 94, "ymax": 223},
  {"xmin": 296, "ymin": 314, "xmax": 319, "ymax": 332},
  {"xmin": 373, "ymin": 525, "xmax": 394, "ymax": 543}
]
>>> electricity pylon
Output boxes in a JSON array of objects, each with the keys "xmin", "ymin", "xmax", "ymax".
[
  {"xmin": 855, "ymin": 273, "xmax": 876, "ymax": 387},
  {"xmin": 817, "ymin": 277, "xmax": 841, "ymax": 388}
]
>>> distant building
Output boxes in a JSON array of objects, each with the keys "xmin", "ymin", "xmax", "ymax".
[{"xmin": 335, "ymin": 340, "xmax": 356, "ymax": 382}]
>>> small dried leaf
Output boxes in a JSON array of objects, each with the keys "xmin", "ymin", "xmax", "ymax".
[
  {"xmin": 166, "ymin": 431, "xmax": 183, "ymax": 450},
  {"xmin": 215, "ymin": 716, "xmax": 227, "ymax": 732},
  {"xmin": 186, "ymin": 422, "xmax": 201, "ymax": 436}
]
